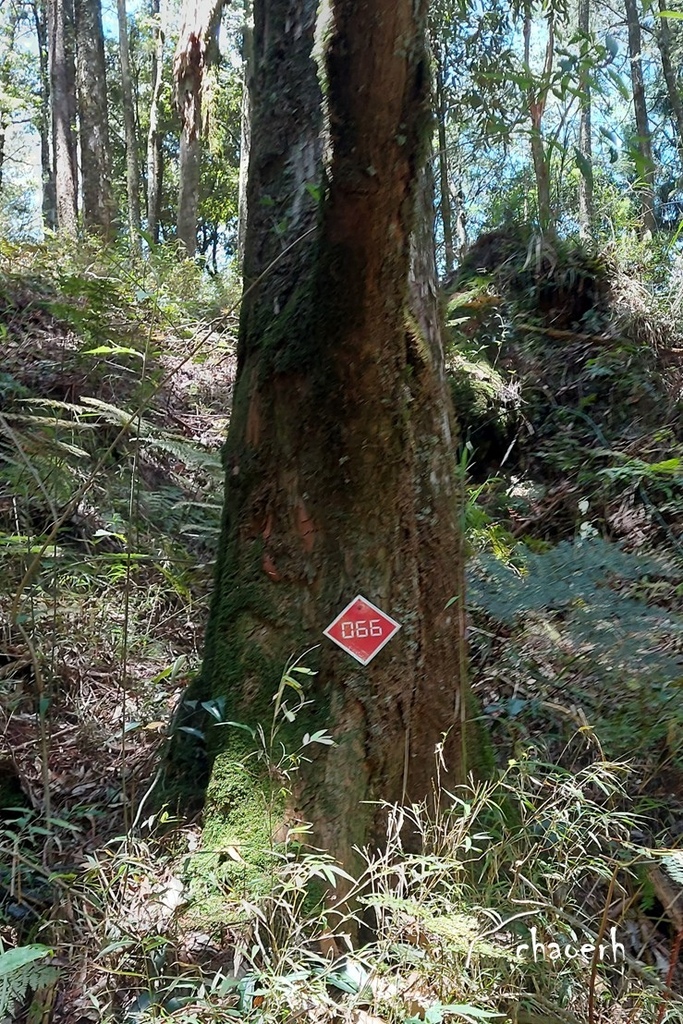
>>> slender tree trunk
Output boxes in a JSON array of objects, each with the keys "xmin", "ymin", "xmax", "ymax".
[
  {"xmin": 147, "ymin": 0, "xmax": 164, "ymax": 243},
  {"xmin": 236, "ymin": 4, "xmax": 252, "ymax": 269},
  {"xmin": 435, "ymin": 54, "xmax": 455, "ymax": 275},
  {"xmin": 174, "ymin": 0, "xmax": 225, "ymax": 257},
  {"xmin": 578, "ymin": 0, "xmax": 594, "ymax": 238},
  {"xmin": 47, "ymin": 0, "xmax": 78, "ymax": 235},
  {"xmin": 171, "ymin": 0, "xmax": 482, "ymax": 874},
  {"xmin": 117, "ymin": 0, "xmax": 142, "ymax": 249},
  {"xmin": 656, "ymin": 0, "xmax": 683, "ymax": 170},
  {"xmin": 31, "ymin": 0, "xmax": 57, "ymax": 231},
  {"xmin": 525, "ymin": 6, "xmax": 555, "ymax": 239},
  {"xmin": 624, "ymin": 0, "xmax": 656, "ymax": 238},
  {"xmin": 75, "ymin": 0, "xmax": 114, "ymax": 238},
  {"xmin": 0, "ymin": 14, "xmax": 18, "ymax": 194}
]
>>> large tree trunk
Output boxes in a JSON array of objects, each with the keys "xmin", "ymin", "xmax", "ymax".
[
  {"xmin": 577, "ymin": 0, "xmax": 593, "ymax": 238},
  {"xmin": 47, "ymin": 0, "xmax": 78, "ymax": 235},
  {"xmin": 656, "ymin": 0, "xmax": 683, "ymax": 171},
  {"xmin": 146, "ymin": 0, "xmax": 164, "ymax": 243},
  {"xmin": 31, "ymin": 0, "xmax": 57, "ymax": 232},
  {"xmin": 174, "ymin": 0, "xmax": 225, "ymax": 257},
  {"xmin": 624, "ymin": 0, "xmax": 656, "ymax": 238},
  {"xmin": 117, "ymin": 0, "xmax": 142, "ymax": 249},
  {"xmin": 75, "ymin": 0, "xmax": 114, "ymax": 238},
  {"xmin": 172, "ymin": 0, "xmax": 482, "ymax": 875}
]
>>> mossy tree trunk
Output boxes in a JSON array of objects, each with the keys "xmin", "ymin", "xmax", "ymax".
[{"xmin": 178, "ymin": 0, "xmax": 479, "ymax": 871}]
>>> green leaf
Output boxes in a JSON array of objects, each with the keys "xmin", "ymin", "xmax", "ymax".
[
  {"xmin": 0, "ymin": 945, "xmax": 52, "ymax": 976},
  {"xmin": 659, "ymin": 8, "xmax": 683, "ymax": 16},
  {"xmin": 83, "ymin": 345, "xmax": 143, "ymax": 358}
]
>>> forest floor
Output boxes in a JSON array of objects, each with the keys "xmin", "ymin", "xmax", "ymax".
[{"xmin": 1, "ymin": 235, "xmax": 683, "ymax": 1023}]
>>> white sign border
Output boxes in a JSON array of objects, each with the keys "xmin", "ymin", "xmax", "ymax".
[{"xmin": 323, "ymin": 593, "xmax": 401, "ymax": 666}]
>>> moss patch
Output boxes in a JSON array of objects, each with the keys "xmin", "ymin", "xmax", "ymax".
[{"xmin": 183, "ymin": 748, "xmax": 286, "ymax": 926}]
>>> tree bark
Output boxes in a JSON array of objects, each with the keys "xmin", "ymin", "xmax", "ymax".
[
  {"xmin": 656, "ymin": 0, "xmax": 683, "ymax": 171},
  {"xmin": 146, "ymin": 0, "xmax": 165, "ymax": 243},
  {"xmin": 174, "ymin": 0, "xmax": 225, "ymax": 257},
  {"xmin": 30, "ymin": 0, "xmax": 56, "ymax": 231},
  {"xmin": 47, "ymin": 0, "xmax": 78, "ymax": 235},
  {"xmin": 624, "ymin": 0, "xmax": 656, "ymax": 238},
  {"xmin": 117, "ymin": 0, "xmax": 142, "ymax": 249},
  {"xmin": 75, "ymin": 0, "xmax": 114, "ymax": 238},
  {"xmin": 171, "ymin": 0, "xmax": 482, "ymax": 873},
  {"xmin": 577, "ymin": 0, "xmax": 593, "ymax": 238}
]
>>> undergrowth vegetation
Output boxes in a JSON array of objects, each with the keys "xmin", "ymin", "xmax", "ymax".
[{"xmin": 1, "ymin": 231, "xmax": 683, "ymax": 1022}]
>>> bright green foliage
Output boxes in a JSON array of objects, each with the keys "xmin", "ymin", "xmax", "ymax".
[{"xmin": 0, "ymin": 944, "xmax": 57, "ymax": 1020}]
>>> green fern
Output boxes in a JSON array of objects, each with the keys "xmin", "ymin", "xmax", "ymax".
[
  {"xmin": 468, "ymin": 537, "xmax": 682, "ymax": 679},
  {"xmin": 662, "ymin": 851, "xmax": 683, "ymax": 889},
  {"xmin": 0, "ymin": 944, "xmax": 58, "ymax": 1022}
]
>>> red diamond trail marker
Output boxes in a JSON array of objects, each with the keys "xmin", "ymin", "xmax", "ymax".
[{"xmin": 324, "ymin": 595, "xmax": 401, "ymax": 666}]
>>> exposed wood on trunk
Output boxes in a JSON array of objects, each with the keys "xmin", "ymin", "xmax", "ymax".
[
  {"xmin": 117, "ymin": 0, "xmax": 142, "ymax": 250},
  {"xmin": 47, "ymin": 0, "xmax": 78, "ymax": 235},
  {"xmin": 75, "ymin": 0, "xmax": 114, "ymax": 238},
  {"xmin": 174, "ymin": 0, "xmax": 225, "ymax": 257},
  {"xmin": 146, "ymin": 0, "xmax": 165, "ymax": 243},
  {"xmin": 624, "ymin": 0, "xmax": 656, "ymax": 238}
]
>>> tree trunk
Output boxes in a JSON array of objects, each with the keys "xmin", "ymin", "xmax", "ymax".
[
  {"xmin": 174, "ymin": 0, "xmax": 225, "ymax": 257},
  {"xmin": 75, "ymin": 0, "xmax": 114, "ymax": 238},
  {"xmin": 47, "ymin": 0, "xmax": 78, "ymax": 235},
  {"xmin": 624, "ymin": 0, "xmax": 656, "ymax": 238},
  {"xmin": 656, "ymin": 0, "xmax": 683, "ymax": 170},
  {"xmin": 146, "ymin": 0, "xmax": 164, "ymax": 243},
  {"xmin": 435, "ymin": 53, "xmax": 455, "ymax": 275},
  {"xmin": 171, "ymin": 0, "xmax": 483, "ymax": 875},
  {"xmin": 236, "ymin": 4, "xmax": 252, "ymax": 270},
  {"xmin": 31, "ymin": 0, "xmax": 57, "ymax": 231},
  {"xmin": 524, "ymin": 6, "xmax": 555, "ymax": 239},
  {"xmin": 0, "ymin": 13, "xmax": 18, "ymax": 194},
  {"xmin": 117, "ymin": 0, "xmax": 142, "ymax": 249},
  {"xmin": 577, "ymin": 0, "xmax": 593, "ymax": 238}
]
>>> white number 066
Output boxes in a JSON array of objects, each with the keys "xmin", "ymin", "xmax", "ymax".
[{"xmin": 341, "ymin": 619, "xmax": 383, "ymax": 640}]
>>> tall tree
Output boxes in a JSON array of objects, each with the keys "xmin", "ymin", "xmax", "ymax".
[
  {"xmin": 173, "ymin": 0, "xmax": 478, "ymax": 870},
  {"xmin": 31, "ymin": 0, "xmax": 57, "ymax": 230},
  {"xmin": 524, "ymin": 2, "xmax": 556, "ymax": 238},
  {"xmin": 117, "ymin": 0, "xmax": 142, "ymax": 248},
  {"xmin": 656, "ymin": 0, "xmax": 683, "ymax": 171},
  {"xmin": 75, "ymin": 0, "xmax": 114, "ymax": 238},
  {"xmin": 624, "ymin": 0, "xmax": 656, "ymax": 237},
  {"xmin": 174, "ymin": 0, "xmax": 225, "ymax": 257},
  {"xmin": 236, "ymin": 1, "xmax": 251, "ymax": 267},
  {"xmin": 577, "ymin": 0, "xmax": 594, "ymax": 237},
  {"xmin": 435, "ymin": 48, "xmax": 456, "ymax": 274},
  {"xmin": 146, "ymin": 0, "xmax": 165, "ymax": 244},
  {"xmin": 0, "ymin": 5, "xmax": 20, "ymax": 192},
  {"xmin": 47, "ymin": 0, "xmax": 78, "ymax": 234}
]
